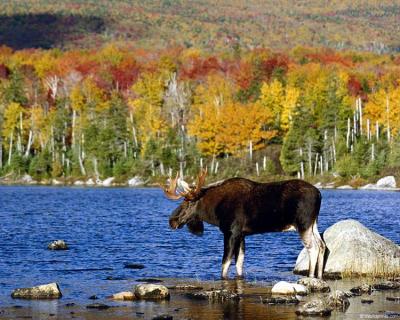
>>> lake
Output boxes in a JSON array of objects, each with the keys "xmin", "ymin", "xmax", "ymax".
[{"xmin": 0, "ymin": 186, "xmax": 399, "ymax": 306}]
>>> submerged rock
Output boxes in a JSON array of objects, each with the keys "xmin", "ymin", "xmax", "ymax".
[
  {"xmin": 294, "ymin": 219, "xmax": 400, "ymax": 277},
  {"xmin": 350, "ymin": 284, "xmax": 372, "ymax": 295},
  {"xmin": 361, "ymin": 298, "xmax": 374, "ymax": 304},
  {"xmin": 295, "ymin": 299, "xmax": 333, "ymax": 316},
  {"xmin": 373, "ymin": 281, "xmax": 400, "ymax": 290},
  {"xmin": 263, "ymin": 296, "xmax": 299, "ymax": 304},
  {"xmin": 11, "ymin": 283, "xmax": 62, "ymax": 299},
  {"xmin": 168, "ymin": 285, "xmax": 203, "ymax": 291},
  {"xmin": 124, "ymin": 263, "xmax": 145, "ymax": 269},
  {"xmin": 134, "ymin": 284, "xmax": 170, "ymax": 300},
  {"xmin": 271, "ymin": 281, "xmax": 308, "ymax": 295},
  {"xmin": 327, "ymin": 290, "xmax": 350, "ymax": 310},
  {"xmin": 136, "ymin": 278, "xmax": 163, "ymax": 283},
  {"xmin": 86, "ymin": 303, "xmax": 111, "ymax": 310},
  {"xmin": 109, "ymin": 291, "xmax": 136, "ymax": 301},
  {"xmin": 152, "ymin": 315, "xmax": 173, "ymax": 320},
  {"xmin": 186, "ymin": 289, "xmax": 240, "ymax": 302},
  {"xmin": 386, "ymin": 296, "xmax": 400, "ymax": 302},
  {"xmin": 47, "ymin": 240, "xmax": 68, "ymax": 250},
  {"xmin": 297, "ymin": 277, "xmax": 330, "ymax": 293}
]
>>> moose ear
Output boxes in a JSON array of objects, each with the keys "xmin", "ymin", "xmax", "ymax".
[{"xmin": 187, "ymin": 217, "xmax": 204, "ymax": 236}]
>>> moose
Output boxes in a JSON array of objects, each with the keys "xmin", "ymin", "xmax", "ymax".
[{"xmin": 163, "ymin": 169, "xmax": 326, "ymax": 279}]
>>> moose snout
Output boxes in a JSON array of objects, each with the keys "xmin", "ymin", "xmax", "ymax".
[{"xmin": 169, "ymin": 217, "xmax": 184, "ymax": 229}]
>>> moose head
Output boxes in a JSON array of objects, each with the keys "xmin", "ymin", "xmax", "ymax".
[{"xmin": 163, "ymin": 169, "xmax": 208, "ymax": 235}]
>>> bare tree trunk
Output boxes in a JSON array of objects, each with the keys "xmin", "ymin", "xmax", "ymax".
[
  {"xmin": 24, "ymin": 130, "xmax": 33, "ymax": 157},
  {"xmin": 129, "ymin": 111, "xmax": 138, "ymax": 148},
  {"xmin": 8, "ymin": 132, "xmax": 13, "ymax": 166},
  {"xmin": 72, "ymin": 110, "xmax": 76, "ymax": 148},
  {"xmin": 386, "ymin": 95, "xmax": 391, "ymax": 143}
]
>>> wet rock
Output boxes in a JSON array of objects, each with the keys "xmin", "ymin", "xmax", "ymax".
[
  {"xmin": 297, "ymin": 277, "xmax": 330, "ymax": 293},
  {"xmin": 11, "ymin": 283, "xmax": 62, "ymax": 299},
  {"xmin": 134, "ymin": 284, "xmax": 170, "ymax": 300},
  {"xmin": 386, "ymin": 296, "xmax": 400, "ymax": 302},
  {"xmin": 373, "ymin": 281, "xmax": 400, "ymax": 290},
  {"xmin": 350, "ymin": 284, "xmax": 372, "ymax": 295},
  {"xmin": 361, "ymin": 298, "xmax": 374, "ymax": 304},
  {"xmin": 295, "ymin": 299, "xmax": 333, "ymax": 316},
  {"xmin": 294, "ymin": 219, "xmax": 400, "ymax": 277},
  {"xmin": 271, "ymin": 281, "xmax": 308, "ymax": 295},
  {"xmin": 168, "ymin": 285, "xmax": 203, "ymax": 291},
  {"xmin": 88, "ymin": 295, "xmax": 98, "ymax": 300},
  {"xmin": 86, "ymin": 303, "xmax": 111, "ymax": 310},
  {"xmin": 186, "ymin": 289, "xmax": 240, "ymax": 302},
  {"xmin": 152, "ymin": 315, "xmax": 173, "ymax": 320},
  {"xmin": 47, "ymin": 240, "xmax": 68, "ymax": 250},
  {"xmin": 136, "ymin": 278, "xmax": 163, "ymax": 283},
  {"xmin": 327, "ymin": 290, "xmax": 350, "ymax": 310},
  {"xmin": 109, "ymin": 291, "xmax": 136, "ymax": 301},
  {"xmin": 124, "ymin": 263, "xmax": 145, "ymax": 269},
  {"xmin": 263, "ymin": 296, "xmax": 299, "ymax": 304}
]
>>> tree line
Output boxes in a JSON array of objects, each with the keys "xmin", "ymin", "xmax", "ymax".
[{"xmin": 1, "ymin": 44, "xmax": 400, "ymax": 183}]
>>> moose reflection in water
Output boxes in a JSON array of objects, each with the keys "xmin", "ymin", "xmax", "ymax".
[{"xmin": 163, "ymin": 169, "xmax": 326, "ymax": 279}]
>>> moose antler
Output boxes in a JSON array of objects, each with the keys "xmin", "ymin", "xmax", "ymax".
[{"xmin": 163, "ymin": 168, "xmax": 208, "ymax": 201}]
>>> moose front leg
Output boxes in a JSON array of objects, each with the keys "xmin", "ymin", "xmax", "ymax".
[{"xmin": 221, "ymin": 231, "xmax": 242, "ymax": 279}]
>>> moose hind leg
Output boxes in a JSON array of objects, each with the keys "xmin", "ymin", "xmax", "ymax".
[
  {"xmin": 221, "ymin": 233, "xmax": 235, "ymax": 279},
  {"xmin": 234, "ymin": 237, "xmax": 245, "ymax": 279},
  {"xmin": 313, "ymin": 221, "xmax": 326, "ymax": 279},
  {"xmin": 300, "ymin": 226, "xmax": 318, "ymax": 278}
]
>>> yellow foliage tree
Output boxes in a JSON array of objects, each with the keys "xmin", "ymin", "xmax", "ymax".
[
  {"xmin": 364, "ymin": 86, "xmax": 400, "ymax": 137},
  {"xmin": 129, "ymin": 72, "xmax": 167, "ymax": 151}
]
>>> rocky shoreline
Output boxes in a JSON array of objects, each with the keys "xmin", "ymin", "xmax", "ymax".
[
  {"xmin": 2, "ymin": 277, "xmax": 399, "ymax": 320},
  {"xmin": 1, "ymin": 174, "xmax": 399, "ymax": 191}
]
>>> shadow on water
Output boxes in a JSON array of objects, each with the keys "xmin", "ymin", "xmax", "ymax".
[{"xmin": 0, "ymin": 13, "xmax": 106, "ymax": 49}]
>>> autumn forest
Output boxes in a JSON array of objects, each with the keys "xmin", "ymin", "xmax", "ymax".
[{"xmin": 1, "ymin": 1, "xmax": 400, "ymax": 185}]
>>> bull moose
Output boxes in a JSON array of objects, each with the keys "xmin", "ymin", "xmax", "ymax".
[{"xmin": 163, "ymin": 169, "xmax": 326, "ymax": 279}]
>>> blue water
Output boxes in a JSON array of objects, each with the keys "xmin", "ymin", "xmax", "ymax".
[{"xmin": 0, "ymin": 187, "xmax": 399, "ymax": 305}]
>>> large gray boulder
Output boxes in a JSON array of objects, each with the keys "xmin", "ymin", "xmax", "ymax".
[
  {"xmin": 294, "ymin": 219, "xmax": 400, "ymax": 278},
  {"xmin": 11, "ymin": 283, "xmax": 62, "ymax": 299}
]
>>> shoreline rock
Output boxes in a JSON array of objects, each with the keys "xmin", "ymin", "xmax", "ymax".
[
  {"xmin": 11, "ymin": 283, "xmax": 62, "ymax": 299},
  {"xmin": 297, "ymin": 277, "xmax": 330, "ymax": 293},
  {"xmin": 294, "ymin": 219, "xmax": 400, "ymax": 278}
]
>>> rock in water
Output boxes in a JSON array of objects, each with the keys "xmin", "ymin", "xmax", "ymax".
[
  {"xmin": 134, "ymin": 284, "xmax": 170, "ymax": 300},
  {"xmin": 48, "ymin": 240, "xmax": 68, "ymax": 250},
  {"xmin": 327, "ymin": 290, "xmax": 350, "ymax": 310},
  {"xmin": 109, "ymin": 291, "xmax": 136, "ymax": 301},
  {"xmin": 11, "ymin": 283, "xmax": 62, "ymax": 299},
  {"xmin": 186, "ymin": 289, "xmax": 240, "ymax": 302},
  {"xmin": 271, "ymin": 281, "xmax": 308, "ymax": 295},
  {"xmin": 295, "ymin": 299, "xmax": 333, "ymax": 316},
  {"xmin": 294, "ymin": 219, "xmax": 400, "ymax": 278},
  {"xmin": 297, "ymin": 278, "xmax": 330, "ymax": 293}
]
